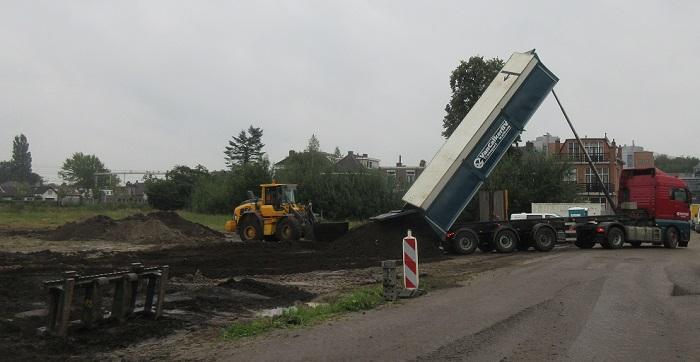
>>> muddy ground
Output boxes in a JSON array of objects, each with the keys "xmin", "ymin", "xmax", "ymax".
[{"xmin": 0, "ymin": 212, "xmax": 554, "ymax": 361}]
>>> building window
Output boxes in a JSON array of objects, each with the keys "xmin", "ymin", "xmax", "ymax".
[
  {"xmin": 386, "ymin": 169, "xmax": 396, "ymax": 188},
  {"xmin": 568, "ymin": 142, "xmax": 579, "ymax": 154},
  {"xmin": 586, "ymin": 166, "xmax": 609, "ymax": 183},
  {"xmin": 406, "ymin": 170, "xmax": 416, "ymax": 184}
]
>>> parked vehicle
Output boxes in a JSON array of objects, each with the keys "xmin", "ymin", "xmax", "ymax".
[
  {"xmin": 574, "ymin": 168, "xmax": 691, "ymax": 249},
  {"xmin": 510, "ymin": 213, "xmax": 561, "ymax": 220}
]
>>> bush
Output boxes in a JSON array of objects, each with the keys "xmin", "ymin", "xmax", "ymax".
[
  {"xmin": 190, "ymin": 162, "xmax": 272, "ymax": 214},
  {"xmin": 145, "ymin": 179, "xmax": 186, "ymax": 210}
]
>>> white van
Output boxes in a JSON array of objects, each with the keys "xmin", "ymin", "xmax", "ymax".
[{"xmin": 510, "ymin": 212, "xmax": 561, "ymax": 220}]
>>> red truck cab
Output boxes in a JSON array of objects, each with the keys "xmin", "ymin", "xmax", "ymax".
[{"xmin": 618, "ymin": 168, "xmax": 692, "ymax": 243}]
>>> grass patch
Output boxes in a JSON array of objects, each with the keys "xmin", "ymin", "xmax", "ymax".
[
  {"xmin": 0, "ymin": 204, "xmax": 229, "ymax": 232},
  {"xmin": 0, "ymin": 204, "xmax": 151, "ymax": 229},
  {"xmin": 223, "ymin": 285, "xmax": 384, "ymax": 339}
]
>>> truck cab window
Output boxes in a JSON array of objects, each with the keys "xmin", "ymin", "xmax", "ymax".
[{"xmin": 672, "ymin": 188, "xmax": 688, "ymax": 203}]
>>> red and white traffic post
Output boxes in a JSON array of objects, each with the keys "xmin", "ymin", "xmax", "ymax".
[{"xmin": 402, "ymin": 229, "xmax": 419, "ymax": 289}]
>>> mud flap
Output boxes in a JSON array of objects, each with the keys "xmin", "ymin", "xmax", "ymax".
[{"xmin": 307, "ymin": 222, "xmax": 349, "ymax": 242}]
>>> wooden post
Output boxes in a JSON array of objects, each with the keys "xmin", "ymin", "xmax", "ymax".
[
  {"xmin": 155, "ymin": 266, "xmax": 169, "ymax": 319},
  {"xmin": 56, "ymin": 271, "xmax": 77, "ymax": 336},
  {"xmin": 143, "ymin": 275, "xmax": 157, "ymax": 316},
  {"xmin": 127, "ymin": 265, "xmax": 142, "ymax": 315},
  {"xmin": 112, "ymin": 275, "xmax": 130, "ymax": 323}
]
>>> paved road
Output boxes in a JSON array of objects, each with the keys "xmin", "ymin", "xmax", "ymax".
[{"xmin": 220, "ymin": 234, "xmax": 700, "ymax": 361}]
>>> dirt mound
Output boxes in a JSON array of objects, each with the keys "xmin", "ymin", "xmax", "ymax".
[
  {"xmin": 329, "ymin": 212, "xmax": 444, "ymax": 260},
  {"xmin": 47, "ymin": 215, "xmax": 116, "ymax": 241},
  {"xmin": 46, "ymin": 211, "xmax": 223, "ymax": 244}
]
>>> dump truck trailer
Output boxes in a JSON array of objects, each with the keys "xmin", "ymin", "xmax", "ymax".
[{"xmin": 374, "ymin": 50, "xmax": 692, "ymax": 254}]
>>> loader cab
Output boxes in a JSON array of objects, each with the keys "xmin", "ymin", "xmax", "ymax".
[{"xmin": 261, "ymin": 183, "xmax": 297, "ymax": 210}]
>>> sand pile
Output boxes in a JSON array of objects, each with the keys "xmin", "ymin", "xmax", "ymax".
[{"xmin": 47, "ymin": 211, "xmax": 224, "ymax": 244}]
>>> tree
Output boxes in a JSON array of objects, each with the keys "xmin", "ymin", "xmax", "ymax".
[
  {"xmin": 306, "ymin": 134, "xmax": 321, "ymax": 152},
  {"xmin": 189, "ymin": 160, "xmax": 273, "ymax": 213},
  {"xmin": 0, "ymin": 162, "xmax": 12, "ymax": 183},
  {"xmin": 58, "ymin": 153, "xmax": 112, "ymax": 190},
  {"xmin": 224, "ymin": 126, "xmax": 265, "ymax": 167},
  {"xmin": 275, "ymin": 152, "xmax": 400, "ymax": 219},
  {"xmin": 146, "ymin": 165, "xmax": 209, "ymax": 210},
  {"xmin": 10, "ymin": 134, "xmax": 32, "ymax": 182},
  {"xmin": 654, "ymin": 154, "xmax": 699, "ymax": 174},
  {"xmin": 484, "ymin": 148, "xmax": 579, "ymax": 214},
  {"xmin": 442, "ymin": 56, "xmax": 504, "ymax": 138},
  {"xmin": 333, "ymin": 146, "xmax": 342, "ymax": 159}
]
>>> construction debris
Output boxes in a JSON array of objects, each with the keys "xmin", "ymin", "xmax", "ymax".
[{"xmin": 40, "ymin": 263, "xmax": 169, "ymax": 337}]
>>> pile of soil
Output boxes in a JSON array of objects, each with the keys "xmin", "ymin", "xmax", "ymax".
[
  {"xmin": 329, "ymin": 212, "xmax": 444, "ymax": 260},
  {"xmin": 46, "ymin": 211, "xmax": 224, "ymax": 244}
]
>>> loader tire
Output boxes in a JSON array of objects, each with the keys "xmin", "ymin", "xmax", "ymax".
[
  {"xmin": 452, "ymin": 229, "xmax": 478, "ymax": 255},
  {"xmin": 533, "ymin": 226, "xmax": 556, "ymax": 252},
  {"xmin": 276, "ymin": 217, "xmax": 301, "ymax": 242},
  {"xmin": 494, "ymin": 229, "xmax": 517, "ymax": 253},
  {"xmin": 239, "ymin": 217, "xmax": 262, "ymax": 241}
]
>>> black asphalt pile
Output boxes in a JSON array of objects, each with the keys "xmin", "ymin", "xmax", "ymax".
[
  {"xmin": 329, "ymin": 213, "xmax": 444, "ymax": 260},
  {"xmin": 46, "ymin": 211, "xmax": 224, "ymax": 244}
]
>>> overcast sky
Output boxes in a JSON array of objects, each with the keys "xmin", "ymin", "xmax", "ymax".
[{"xmin": 1, "ymin": 1, "xmax": 699, "ymax": 184}]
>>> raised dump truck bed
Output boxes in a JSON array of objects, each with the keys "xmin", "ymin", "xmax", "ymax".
[{"xmin": 402, "ymin": 50, "xmax": 558, "ymax": 237}]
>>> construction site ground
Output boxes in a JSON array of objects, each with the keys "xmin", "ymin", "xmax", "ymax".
[
  {"xmin": 5, "ymin": 211, "xmax": 693, "ymax": 360},
  {"xmin": 0, "ymin": 210, "xmax": 557, "ymax": 361}
]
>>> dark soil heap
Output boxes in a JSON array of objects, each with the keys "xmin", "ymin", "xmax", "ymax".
[
  {"xmin": 329, "ymin": 212, "xmax": 444, "ymax": 260},
  {"xmin": 46, "ymin": 211, "xmax": 224, "ymax": 244}
]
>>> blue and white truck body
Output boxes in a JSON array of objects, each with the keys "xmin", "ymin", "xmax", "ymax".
[{"xmin": 403, "ymin": 51, "xmax": 559, "ymax": 238}]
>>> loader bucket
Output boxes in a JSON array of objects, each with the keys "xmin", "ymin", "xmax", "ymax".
[{"xmin": 307, "ymin": 222, "xmax": 349, "ymax": 242}]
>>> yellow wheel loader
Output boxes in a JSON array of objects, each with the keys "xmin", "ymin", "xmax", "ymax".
[{"xmin": 224, "ymin": 182, "xmax": 348, "ymax": 242}]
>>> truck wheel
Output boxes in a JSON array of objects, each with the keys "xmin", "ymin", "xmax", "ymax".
[
  {"xmin": 452, "ymin": 229, "xmax": 478, "ymax": 255},
  {"xmin": 533, "ymin": 227, "xmax": 556, "ymax": 252},
  {"xmin": 477, "ymin": 242, "xmax": 493, "ymax": 253},
  {"xmin": 494, "ymin": 229, "xmax": 517, "ymax": 253},
  {"xmin": 664, "ymin": 227, "xmax": 679, "ymax": 249},
  {"xmin": 276, "ymin": 217, "xmax": 301, "ymax": 242},
  {"xmin": 239, "ymin": 217, "xmax": 262, "ymax": 241},
  {"xmin": 603, "ymin": 227, "xmax": 624, "ymax": 249}
]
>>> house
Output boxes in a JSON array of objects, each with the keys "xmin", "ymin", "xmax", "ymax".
[
  {"xmin": 32, "ymin": 186, "xmax": 58, "ymax": 201},
  {"xmin": 555, "ymin": 136, "xmax": 623, "ymax": 209},
  {"xmin": 105, "ymin": 181, "xmax": 148, "ymax": 204},
  {"xmin": 0, "ymin": 181, "xmax": 26, "ymax": 201},
  {"xmin": 334, "ymin": 151, "xmax": 381, "ymax": 173},
  {"xmin": 274, "ymin": 150, "xmax": 341, "ymax": 172},
  {"xmin": 380, "ymin": 156, "xmax": 427, "ymax": 193}
]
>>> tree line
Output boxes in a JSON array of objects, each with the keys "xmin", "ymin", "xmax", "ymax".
[{"xmin": 146, "ymin": 128, "xmax": 401, "ymax": 219}]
